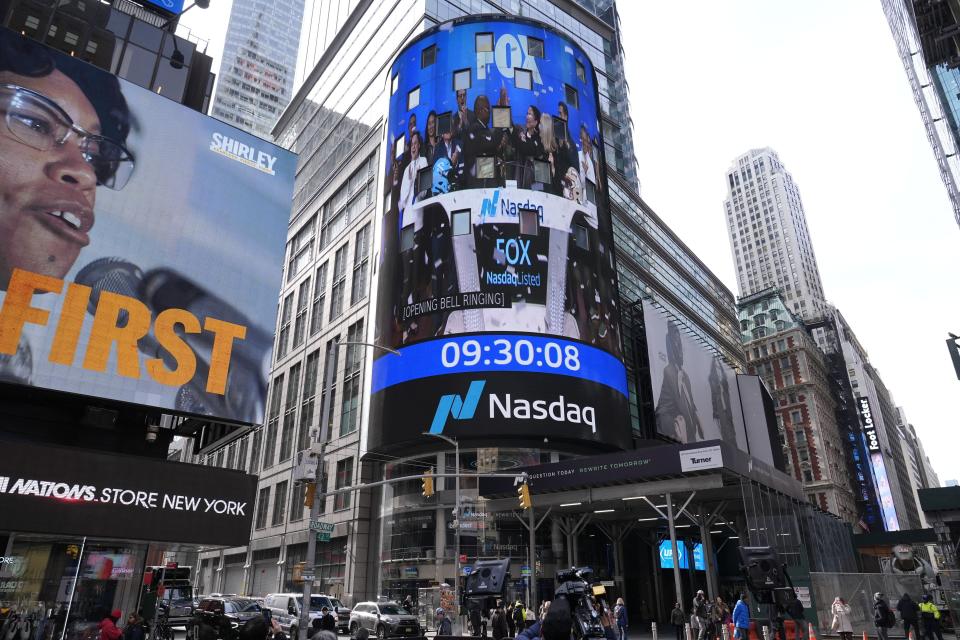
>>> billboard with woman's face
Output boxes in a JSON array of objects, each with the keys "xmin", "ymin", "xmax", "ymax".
[
  {"xmin": 0, "ymin": 28, "xmax": 295, "ymax": 425},
  {"xmin": 370, "ymin": 17, "xmax": 631, "ymax": 452}
]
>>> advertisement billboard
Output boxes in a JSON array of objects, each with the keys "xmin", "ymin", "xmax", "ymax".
[
  {"xmin": 370, "ymin": 17, "xmax": 629, "ymax": 451},
  {"xmin": 658, "ymin": 540, "xmax": 705, "ymax": 571},
  {"xmin": 0, "ymin": 439, "xmax": 257, "ymax": 546},
  {"xmin": 0, "ymin": 29, "xmax": 294, "ymax": 425},
  {"xmin": 643, "ymin": 300, "xmax": 748, "ymax": 448}
]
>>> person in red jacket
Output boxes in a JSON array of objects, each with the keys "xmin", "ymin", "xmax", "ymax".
[{"xmin": 99, "ymin": 609, "xmax": 123, "ymax": 640}]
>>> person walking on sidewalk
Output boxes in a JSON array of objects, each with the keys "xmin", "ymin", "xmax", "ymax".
[
  {"xmin": 831, "ymin": 597, "xmax": 853, "ymax": 640},
  {"xmin": 919, "ymin": 595, "xmax": 944, "ymax": 640},
  {"xmin": 491, "ymin": 604, "xmax": 509, "ymax": 640},
  {"xmin": 732, "ymin": 593, "xmax": 750, "ymax": 640},
  {"xmin": 897, "ymin": 594, "xmax": 919, "ymax": 640},
  {"xmin": 671, "ymin": 603, "xmax": 686, "ymax": 640},
  {"xmin": 435, "ymin": 608, "xmax": 452, "ymax": 637},
  {"xmin": 875, "ymin": 593, "xmax": 895, "ymax": 640},
  {"xmin": 692, "ymin": 591, "xmax": 709, "ymax": 640},
  {"xmin": 614, "ymin": 599, "xmax": 628, "ymax": 640}
]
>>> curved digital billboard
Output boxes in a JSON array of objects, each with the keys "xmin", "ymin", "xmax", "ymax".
[{"xmin": 370, "ymin": 17, "xmax": 630, "ymax": 452}]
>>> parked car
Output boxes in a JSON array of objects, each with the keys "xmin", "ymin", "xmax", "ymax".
[
  {"xmin": 264, "ymin": 593, "xmax": 349, "ymax": 637},
  {"xmin": 349, "ymin": 602, "xmax": 420, "ymax": 639},
  {"xmin": 191, "ymin": 596, "xmax": 264, "ymax": 640}
]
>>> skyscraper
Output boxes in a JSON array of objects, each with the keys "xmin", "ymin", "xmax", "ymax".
[
  {"xmin": 723, "ymin": 148, "xmax": 827, "ymax": 321},
  {"xmin": 210, "ymin": 0, "xmax": 304, "ymax": 137},
  {"xmin": 883, "ymin": 0, "xmax": 960, "ymax": 229}
]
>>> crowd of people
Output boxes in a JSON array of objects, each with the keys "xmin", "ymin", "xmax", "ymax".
[{"xmin": 390, "ymin": 87, "xmax": 603, "ymax": 216}]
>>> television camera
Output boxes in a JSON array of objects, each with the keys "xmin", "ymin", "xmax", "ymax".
[{"xmin": 553, "ymin": 567, "xmax": 607, "ymax": 640}]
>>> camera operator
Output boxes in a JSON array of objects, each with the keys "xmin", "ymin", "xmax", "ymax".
[{"xmin": 517, "ymin": 598, "xmax": 573, "ymax": 640}]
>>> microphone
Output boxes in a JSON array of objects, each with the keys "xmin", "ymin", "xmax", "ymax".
[{"xmin": 75, "ymin": 257, "xmax": 269, "ymax": 424}]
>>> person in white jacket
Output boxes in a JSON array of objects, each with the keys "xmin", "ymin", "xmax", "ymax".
[
  {"xmin": 832, "ymin": 597, "xmax": 853, "ymax": 640},
  {"xmin": 399, "ymin": 131, "xmax": 427, "ymax": 215}
]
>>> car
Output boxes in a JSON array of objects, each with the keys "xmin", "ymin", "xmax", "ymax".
[
  {"xmin": 349, "ymin": 601, "xmax": 420, "ymax": 639},
  {"xmin": 263, "ymin": 593, "xmax": 349, "ymax": 637},
  {"xmin": 191, "ymin": 596, "xmax": 264, "ymax": 640}
]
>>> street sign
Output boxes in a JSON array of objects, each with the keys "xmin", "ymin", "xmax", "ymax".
[
  {"xmin": 316, "ymin": 532, "xmax": 331, "ymax": 542},
  {"xmin": 463, "ymin": 566, "xmax": 472, "ymax": 576},
  {"xmin": 459, "ymin": 554, "xmax": 467, "ymax": 563},
  {"xmin": 520, "ymin": 566, "xmax": 531, "ymax": 576},
  {"xmin": 310, "ymin": 520, "xmax": 335, "ymax": 532}
]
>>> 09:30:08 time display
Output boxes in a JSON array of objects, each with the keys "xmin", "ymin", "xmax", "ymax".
[{"xmin": 440, "ymin": 338, "xmax": 582, "ymax": 371}]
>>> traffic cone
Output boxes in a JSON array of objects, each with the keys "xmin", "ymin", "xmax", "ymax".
[{"xmin": 807, "ymin": 622, "xmax": 816, "ymax": 640}]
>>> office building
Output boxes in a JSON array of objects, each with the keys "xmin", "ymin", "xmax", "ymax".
[
  {"xmin": 883, "ymin": 0, "xmax": 960, "ymax": 229},
  {"xmin": 210, "ymin": 0, "xmax": 304, "ymax": 136},
  {"xmin": 723, "ymin": 148, "xmax": 827, "ymax": 321},
  {"xmin": 737, "ymin": 289, "xmax": 858, "ymax": 524},
  {"xmin": 1, "ymin": 0, "xmax": 215, "ymax": 111},
  {"xmin": 191, "ymin": 0, "xmax": 762, "ymax": 607}
]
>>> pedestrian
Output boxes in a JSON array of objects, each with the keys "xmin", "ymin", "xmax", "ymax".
[
  {"xmin": 470, "ymin": 605, "xmax": 483, "ymax": 637},
  {"xmin": 524, "ymin": 605, "xmax": 536, "ymax": 630},
  {"xmin": 99, "ymin": 610, "xmax": 122, "ymax": 640},
  {"xmin": 436, "ymin": 608, "xmax": 453, "ymax": 637},
  {"xmin": 404, "ymin": 595, "xmax": 414, "ymax": 612},
  {"xmin": 513, "ymin": 602, "xmax": 526, "ymax": 634},
  {"xmin": 505, "ymin": 602, "xmax": 516, "ymax": 638},
  {"xmin": 875, "ymin": 593, "xmax": 895, "ymax": 640},
  {"xmin": 319, "ymin": 607, "xmax": 336, "ymax": 633},
  {"xmin": 831, "ymin": 597, "xmax": 853, "ymax": 640},
  {"xmin": 692, "ymin": 591, "xmax": 709, "ymax": 640},
  {"xmin": 785, "ymin": 596, "xmax": 805, "ymax": 640},
  {"xmin": 670, "ymin": 603, "xmax": 686, "ymax": 640},
  {"xmin": 614, "ymin": 598, "xmax": 628, "ymax": 640},
  {"xmin": 897, "ymin": 594, "xmax": 919, "ymax": 640},
  {"xmin": 732, "ymin": 593, "xmax": 750, "ymax": 640},
  {"xmin": 491, "ymin": 605, "xmax": 509, "ymax": 640},
  {"xmin": 712, "ymin": 597, "xmax": 729, "ymax": 640},
  {"xmin": 307, "ymin": 618, "xmax": 323, "ymax": 640},
  {"xmin": 122, "ymin": 613, "xmax": 144, "ymax": 640},
  {"xmin": 919, "ymin": 595, "xmax": 943, "ymax": 640}
]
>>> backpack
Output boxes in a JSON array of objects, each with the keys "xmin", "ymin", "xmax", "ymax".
[{"xmin": 886, "ymin": 609, "xmax": 896, "ymax": 628}]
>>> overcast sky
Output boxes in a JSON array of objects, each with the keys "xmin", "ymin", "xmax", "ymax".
[
  {"xmin": 620, "ymin": 1, "xmax": 959, "ymax": 483},
  {"xmin": 183, "ymin": 1, "xmax": 958, "ymax": 482}
]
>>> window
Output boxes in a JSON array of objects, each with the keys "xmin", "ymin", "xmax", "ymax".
[
  {"xmin": 564, "ymin": 84, "xmax": 578, "ymax": 109},
  {"xmin": 783, "ymin": 371, "xmax": 794, "ymax": 387},
  {"xmin": 351, "ymin": 224, "xmax": 371, "ymax": 304},
  {"xmin": 779, "ymin": 356, "xmax": 790, "ymax": 371},
  {"xmin": 452, "ymin": 209, "xmax": 471, "ymax": 236},
  {"xmin": 576, "ymin": 59, "xmax": 586, "ymax": 83},
  {"xmin": 420, "ymin": 44, "xmax": 436, "ymax": 68},
  {"xmin": 514, "ymin": 68, "xmax": 532, "ymax": 90},
  {"xmin": 334, "ymin": 458, "xmax": 353, "ymax": 510},
  {"xmin": 390, "ymin": 74, "xmax": 398, "ymax": 95},
  {"xmin": 279, "ymin": 363, "xmax": 301, "ymax": 462},
  {"xmin": 407, "ymin": 86, "xmax": 419, "ymax": 110},
  {"xmin": 298, "ymin": 350, "xmax": 320, "ymax": 452},
  {"xmin": 790, "ymin": 410, "xmax": 803, "ymax": 424},
  {"xmin": 340, "ymin": 320, "xmax": 365, "ymax": 436},
  {"xmin": 236, "ymin": 436, "xmax": 248, "ymax": 471},
  {"xmin": 290, "ymin": 483, "xmax": 306, "ymax": 522},
  {"xmin": 310, "ymin": 263, "xmax": 327, "ymax": 335},
  {"xmin": 319, "ymin": 338, "xmax": 339, "ymax": 439},
  {"xmin": 329, "ymin": 245, "xmax": 348, "ymax": 321},
  {"xmin": 453, "ymin": 68, "xmax": 471, "ymax": 91},
  {"xmin": 272, "ymin": 481, "xmax": 288, "ymax": 526},
  {"xmin": 263, "ymin": 374, "xmax": 283, "ymax": 468},
  {"xmin": 249, "ymin": 429, "xmax": 262, "ymax": 473},
  {"xmin": 526, "ymin": 36, "xmax": 544, "ymax": 58},
  {"xmin": 475, "ymin": 33, "xmax": 493, "ymax": 52},
  {"xmin": 274, "ymin": 289, "xmax": 297, "ymax": 358},
  {"xmin": 292, "ymin": 278, "xmax": 311, "ymax": 348},
  {"xmin": 254, "ymin": 487, "xmax": 269, "ymax": 529},
  {"xmin": 287, "ymin": 217, "xmax": 315, "ymax": 282}
]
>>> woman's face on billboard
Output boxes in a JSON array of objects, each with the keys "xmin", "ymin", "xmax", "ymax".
[{"xmin": 0, "ymin": 69, "xmax": 99, "ymax": 288}]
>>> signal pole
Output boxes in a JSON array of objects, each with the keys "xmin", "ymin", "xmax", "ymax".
[{"xmin": 423, "ymin": 431, "xmax": 460, "ymax": 634}]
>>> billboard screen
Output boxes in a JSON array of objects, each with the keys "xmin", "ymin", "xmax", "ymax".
[
  {"xmin": 658, "ymin": 540, "xmax": 705, "ymax": 571},
  {"xmin": 0, "ymin": 29, "xmax": 294, "ymax": 425},
  {"xmin": 643, "ymin": 300, "xmax": 748, "ymax": 448},
  {"xmin": 370, "ymin": 17, "xmax": 630, "ymax": 451}
]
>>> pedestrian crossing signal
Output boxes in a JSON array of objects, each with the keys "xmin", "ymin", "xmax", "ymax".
[
  {"xmin": 422, "ymin": 468, "xmax": 435, "ymax": 498},
  {"xmin": 518, "ymin": 483, "xmax": 532, "ymax": 510},
  {"xmin": 304, "ymin": 482, "xmax": 316, "ymax": 508}
]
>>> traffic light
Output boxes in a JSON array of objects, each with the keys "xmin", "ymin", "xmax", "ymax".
[
  {"xmin": 422, "ymin": 468, "xmax": 435, "ymax": 498},
  {"xmin": 518, "ymin": 482, "xmax": 532, "ymax": 510},
  {"xmin": 304, "ymin": 482, "xmax": 316, "ymax": 508}
]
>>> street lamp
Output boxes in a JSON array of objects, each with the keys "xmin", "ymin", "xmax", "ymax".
[
  {"xmin": 422, "ymin": 431, "xmax": 460, "ymax": 634},
  {"xmin": 298, "ymin": 341, "xmax": 399, "ymax": 640}
]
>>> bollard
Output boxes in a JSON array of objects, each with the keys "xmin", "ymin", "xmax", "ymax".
[
  {"xmin": 762, "ymin": 626, "xmax": 771, "ymax": 640},
  {"xmin": 653, "ymin": 622, "xmax": 658, "ymax": 640}
]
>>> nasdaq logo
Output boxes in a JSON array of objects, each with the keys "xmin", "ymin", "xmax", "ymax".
[
  {"xmin": 476, "ymin": 34, "xmax": 543, "ymax": 85},
  {"xmin": 430, "ymin": 380, "xmax": 486, "ymax": 434}
]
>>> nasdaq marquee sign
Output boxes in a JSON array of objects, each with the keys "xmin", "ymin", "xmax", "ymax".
[{"xmin": 369, "ymin": 16, "xmax": 630, "ymax": 452}]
